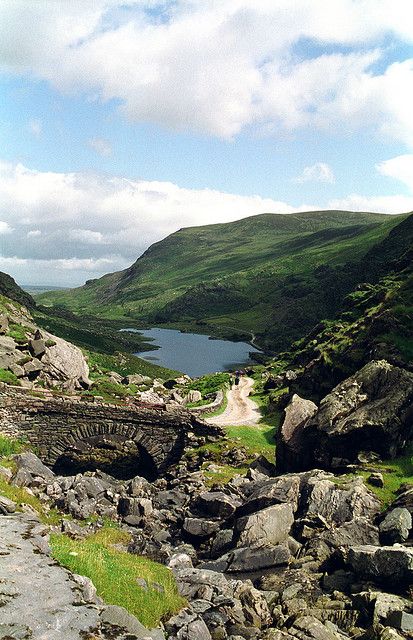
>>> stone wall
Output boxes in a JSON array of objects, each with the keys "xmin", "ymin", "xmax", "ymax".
[{"xmin": 0, "ymin": 384, "xmax": 218, "ymax": 475}]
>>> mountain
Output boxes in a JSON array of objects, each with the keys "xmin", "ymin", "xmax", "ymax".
[
  {"xmin": 0, "ymin": 272, "xmax": 35, "ymax": 308},
  {"xmin": 37, "ymin": 210, "xmax": 410, "ymax": 352}
]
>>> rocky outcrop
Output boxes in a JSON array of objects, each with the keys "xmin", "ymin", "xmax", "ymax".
[
  {"xmin": 2, "ymin": 450, "xmax": 413, "ymax": 640},
  {"xmin": 277, "ymin": 360, "xmax": 413, "ymax": 472}
]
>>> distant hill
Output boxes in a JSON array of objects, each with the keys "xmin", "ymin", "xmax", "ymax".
[
  {"xmin": 0, "ymin": 272, "xmax": 35, "ymax": 308},
  {"xmin": 37, "ymin": 210, "xmax": 411, "ymax": 352}
]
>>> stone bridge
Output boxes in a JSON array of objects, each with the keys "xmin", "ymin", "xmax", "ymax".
[{"xmin": 0, "ymin": 384, "xmax": 220, "ymax": 479}]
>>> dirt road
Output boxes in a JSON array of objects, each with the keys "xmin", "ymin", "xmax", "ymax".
[{"xmin": 206, "ymin": 376, "xmax": 260, "ymax": 426}]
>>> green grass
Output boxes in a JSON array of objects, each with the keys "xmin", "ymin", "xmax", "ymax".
[
  {"xmin": 85, "ymin": 349, "xmax": 180, "ymax": 380},
  {"xmin": 0, "ymin": 434, "xmax": 25, "ymax": 456},
  {"xmin": 7, "ymin": 322, "xmax": 29, "ymax": 343},
  {"xmin": 0, "ymin": 368, "xmax": 20, "ymax": 385},
  {"xmin": 50, "ymin": 528, "xmax": 186, "ymax": 628}
]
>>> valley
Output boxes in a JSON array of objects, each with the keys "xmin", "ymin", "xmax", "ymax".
[{"xmin": 1, "ymin": 209, "xmax": 413, "ymax": 640}]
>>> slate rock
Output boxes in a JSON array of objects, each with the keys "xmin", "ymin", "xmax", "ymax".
[
  {"xmin": 235, "ymin": 503, "xmax": 294, "ymax": 547},
  {"xmin": 297, "ymin": 361, "xmax": 413, "ymax": 471},
  {"xmin": 346, "ymin": 544, "xmax": 413, "ymax": 586},
  {"xmin": 379, "ymin": 508, "xmax": 412, "ymax": 544},
  {"xmin": 202, "ymin": 544, "xmax": 290, "ymax": 573},
  {"xmin": 194, "ymin": 491, "xmax": 242, "ymax": 519}
]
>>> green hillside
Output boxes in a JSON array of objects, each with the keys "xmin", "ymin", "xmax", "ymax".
[
  {"xmin": 0, "ymin": 272, "xmax": 35, "ymax": 309},
  {"xmin": 37, "ymin": 210, "xmax": 410, "ymax": 352}
]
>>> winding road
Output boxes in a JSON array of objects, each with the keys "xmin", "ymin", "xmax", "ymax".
[{"xmin": 206, "ymin": 376, "xmax": 261, "ymax": 426}]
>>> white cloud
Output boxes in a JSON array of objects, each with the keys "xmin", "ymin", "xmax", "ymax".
[
  {"xmin": 69, "ymin": 229, "xmax": 106, "ymax": 244},
  {"xmin": 88, "ymin": 137, "xmax": 112, "ymax": 157},
  {"xmin": 0, "ymin": 158, "xmax": 410, "ymax": 285},
  {"xmin": 294, "ymin": 162, "xmax": 335, "ymax": 184},
  {"xmin": 0, "ymin": 159, "xmax": 316, "ymax": 284},
  {"xmin": 0, "ymin": 221, "xmax": 12, "ymax": 234},
  {"xmin": 376, "ymin": 154, "xmax": 413, "ymax": 191},
  {"xmin": 328, "ymin": 193, "xmax": 413, "ymax": 214},
  {"xmin": 0, "ymin": 1, "xmax": 413, "ymax": 142}
]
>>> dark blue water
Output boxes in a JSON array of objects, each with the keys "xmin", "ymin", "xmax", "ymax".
[{"xmin": 120, "ymin": 327, "xmax": 260, "ymax": 377}]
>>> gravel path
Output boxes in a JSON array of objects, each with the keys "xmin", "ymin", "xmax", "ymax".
[{"xmin": 206, "ymin": 376, "xmax": 261, "ymax": 427}]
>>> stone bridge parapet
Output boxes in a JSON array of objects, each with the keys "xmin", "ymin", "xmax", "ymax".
[{"xmin": 0, "ymin": 384, "xmax": 220, "ymax": 477}]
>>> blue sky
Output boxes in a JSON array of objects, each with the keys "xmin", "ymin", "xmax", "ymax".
[{"xmin": 0, "ymin": 0, "xmax": 413, "ymax": 286}]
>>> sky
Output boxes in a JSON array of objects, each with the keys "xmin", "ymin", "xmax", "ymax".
[{"xmin": 1, "ymin": 0, "xmax": 413, "ymax": 286}]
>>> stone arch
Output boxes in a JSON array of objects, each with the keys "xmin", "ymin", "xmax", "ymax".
[{"xmin": 50, "ymin": 422, "xmax": 178, "ymax": 480}]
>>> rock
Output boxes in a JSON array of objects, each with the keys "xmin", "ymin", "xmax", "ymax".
[
  {"xmin": 165, "ymin": 608, "xmax": 212, "ymax": 640},
  {"xmin": 276, "ymin": 394, "xmax": 318, "ymax": 472},
  {"xmin": 346, "ymin": 544, "xmax": 413, "ymax": 586},
  {"xmin": 0, "ymin": 314, "xmax": 9, "ymax": 334},
  {"xmin": 124, "ymin": 373, "xmax": 152, "ymax": 385},
  {"xmin": 368, "ymin": 472, "xmax": 384, "ymax": 488},
  {"xmin": 300, "ymin": 475, "xmax": 381, "ymax": 526},
  {"xmin": 0, "ymin": 495, "xmax": 17, "ymax": 514},
  {"xmin": 235, "ymin": 503, "xmax": 294, "ymax": 547},
  {"xmin": 290, "ymin": 615, "xmax": 344, "ymax": 639},
  {"xmin": 40, "ymin": 333, "xmax": 92, "ymax": 390},
  {"xmin": 183, "ymin": 517, "xmax": 220, "ymax": 538},
  {"xmin": 24, "ymin": 358, "xmax": 43, "ymax": 376},
  {"xmin": 379, "ymin": 508, "xmax": 412, "ymax": 544},
  {"xmin": 13, "ymin": 452, "xmax": 55, "ymax": 481},
  {"xmin": 297, "ymin": 361, "xmax": 413, "ymax": 471},
  {"xmin": 248, "ymin": 455, "xmax": 276, "ymax": 476},
  {"xmin": 0, "ymin": 465, "xmax": 13, "ymax": 481},
  {"xmin": 232, "ymin": 582, "xmax": 272, "ymax": 628},
  {"xmin": 184, "ymin": 390, "xmax": 202, "ymax": 404},
  {"xmin": 101, "ymin": 604, "xmax": 165, "ymax": 639},
  {"xmin": 386, "ymin": 610, "xmax": 413, "ymax": 632},
  {"xmin": 388, "ymin": 487, "xmax": 413, "ymax": 516},
  {"xmin": 29, "ymin": 338, "xmax": 46, "ymax": 358},
  {"xmin": 202, "ymin": 544, "xmax": 290, "ymax": 573},
  {"xmin": 195, "ymin": 491, "xmax": 242, "ymax": 520},
  {"xmin": 237, "ymin": 475, "xmax": 300, "ymax": 516},
  {"xmin": 8, "ymin": 363, "xmax": 25, "ymax": 378}
]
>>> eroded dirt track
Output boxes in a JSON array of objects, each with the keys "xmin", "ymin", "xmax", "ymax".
[{"xmin": 206, "ymin": 376, "xmax": 261, "ymax": 426}]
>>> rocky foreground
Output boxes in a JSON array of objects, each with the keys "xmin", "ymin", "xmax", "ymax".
[{"xmin": 1, "ymin": 447, "xmax": 412, "ymax": 640}]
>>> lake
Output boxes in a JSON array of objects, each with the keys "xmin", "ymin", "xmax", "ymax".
[{"xmin": 120, "ymin": 327, "xmax": 260, "ymax": 378}]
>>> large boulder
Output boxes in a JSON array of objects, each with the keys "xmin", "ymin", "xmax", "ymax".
[
  {"xmin": 276, "ymin": 394, "xmax": 318, "ymax": 472},
  {"xmin": 278, "ymin": 361, "xmax": 413, "ymax": 472},
  {"xmin": 40, "ymin": 333, "xmax": 91, "ymax": 391}
]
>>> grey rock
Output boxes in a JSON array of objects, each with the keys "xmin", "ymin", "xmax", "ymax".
[
  {"xmin": 235, "ymin": 503, "xmax": 294, "ymax": 547},
  {"xmin": 346, "ymin": 544, "xmax": 413, "ymax": 586},
  {"xmin": 13, "ymin": 452, "xmax": 54, "ymax": 481},
  {"xmin": 165, "ymin": 608, "xmax": 212, "ymax": 640},
  {"xmin": 0, "ymin": 495, "xmax": 17, "ymax": 514},
  {"xmin": 379, "ymin": 508, "xmax": 412, "ymax": 544},
  {"xmin": 0, "ymin": 624, "xmax": 32, "ymax": 639},
  {"xmin": 276, "ymin": 394, "xmax": 318, "ymax": 472},
  {"xmin": 202, "ymin": 544, "xmax": 290, "ymax": 573},
  {"xmin": 368, "ymin": 472, "xmax": 384, "ymax": 488},
  {"xmin": 183, "ymin": 517, "xmax": 220, "ymax": 538},
  {"xmin": 24, "ymin": 358, "xmax": 43, "ymax": 375},
  {"xmin": 386, "ymin": 610, "xmax": 413, "ymax": 632},
  {"xmin": 300, "ymin": 361, "xmax": 413, "ymax": 470},
  {"xmin": 29, "ymin": 338, "xmax": 46, "ymax": 358},
  {"xmin": 195, "ymin": 491, "xmax": 242, "ymax": 519},
  {"xmin": 101, "ymin": 604, "xmax": 165, "ymax": 639},
  {"xmin": 238, "ymin": 475, "xmax": 300, "ymax": 516}
]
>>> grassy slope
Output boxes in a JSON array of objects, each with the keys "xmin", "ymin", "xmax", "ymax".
[{"xmin": 37, "ymin": 211, "xmax": 408, "ymax": 351}]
